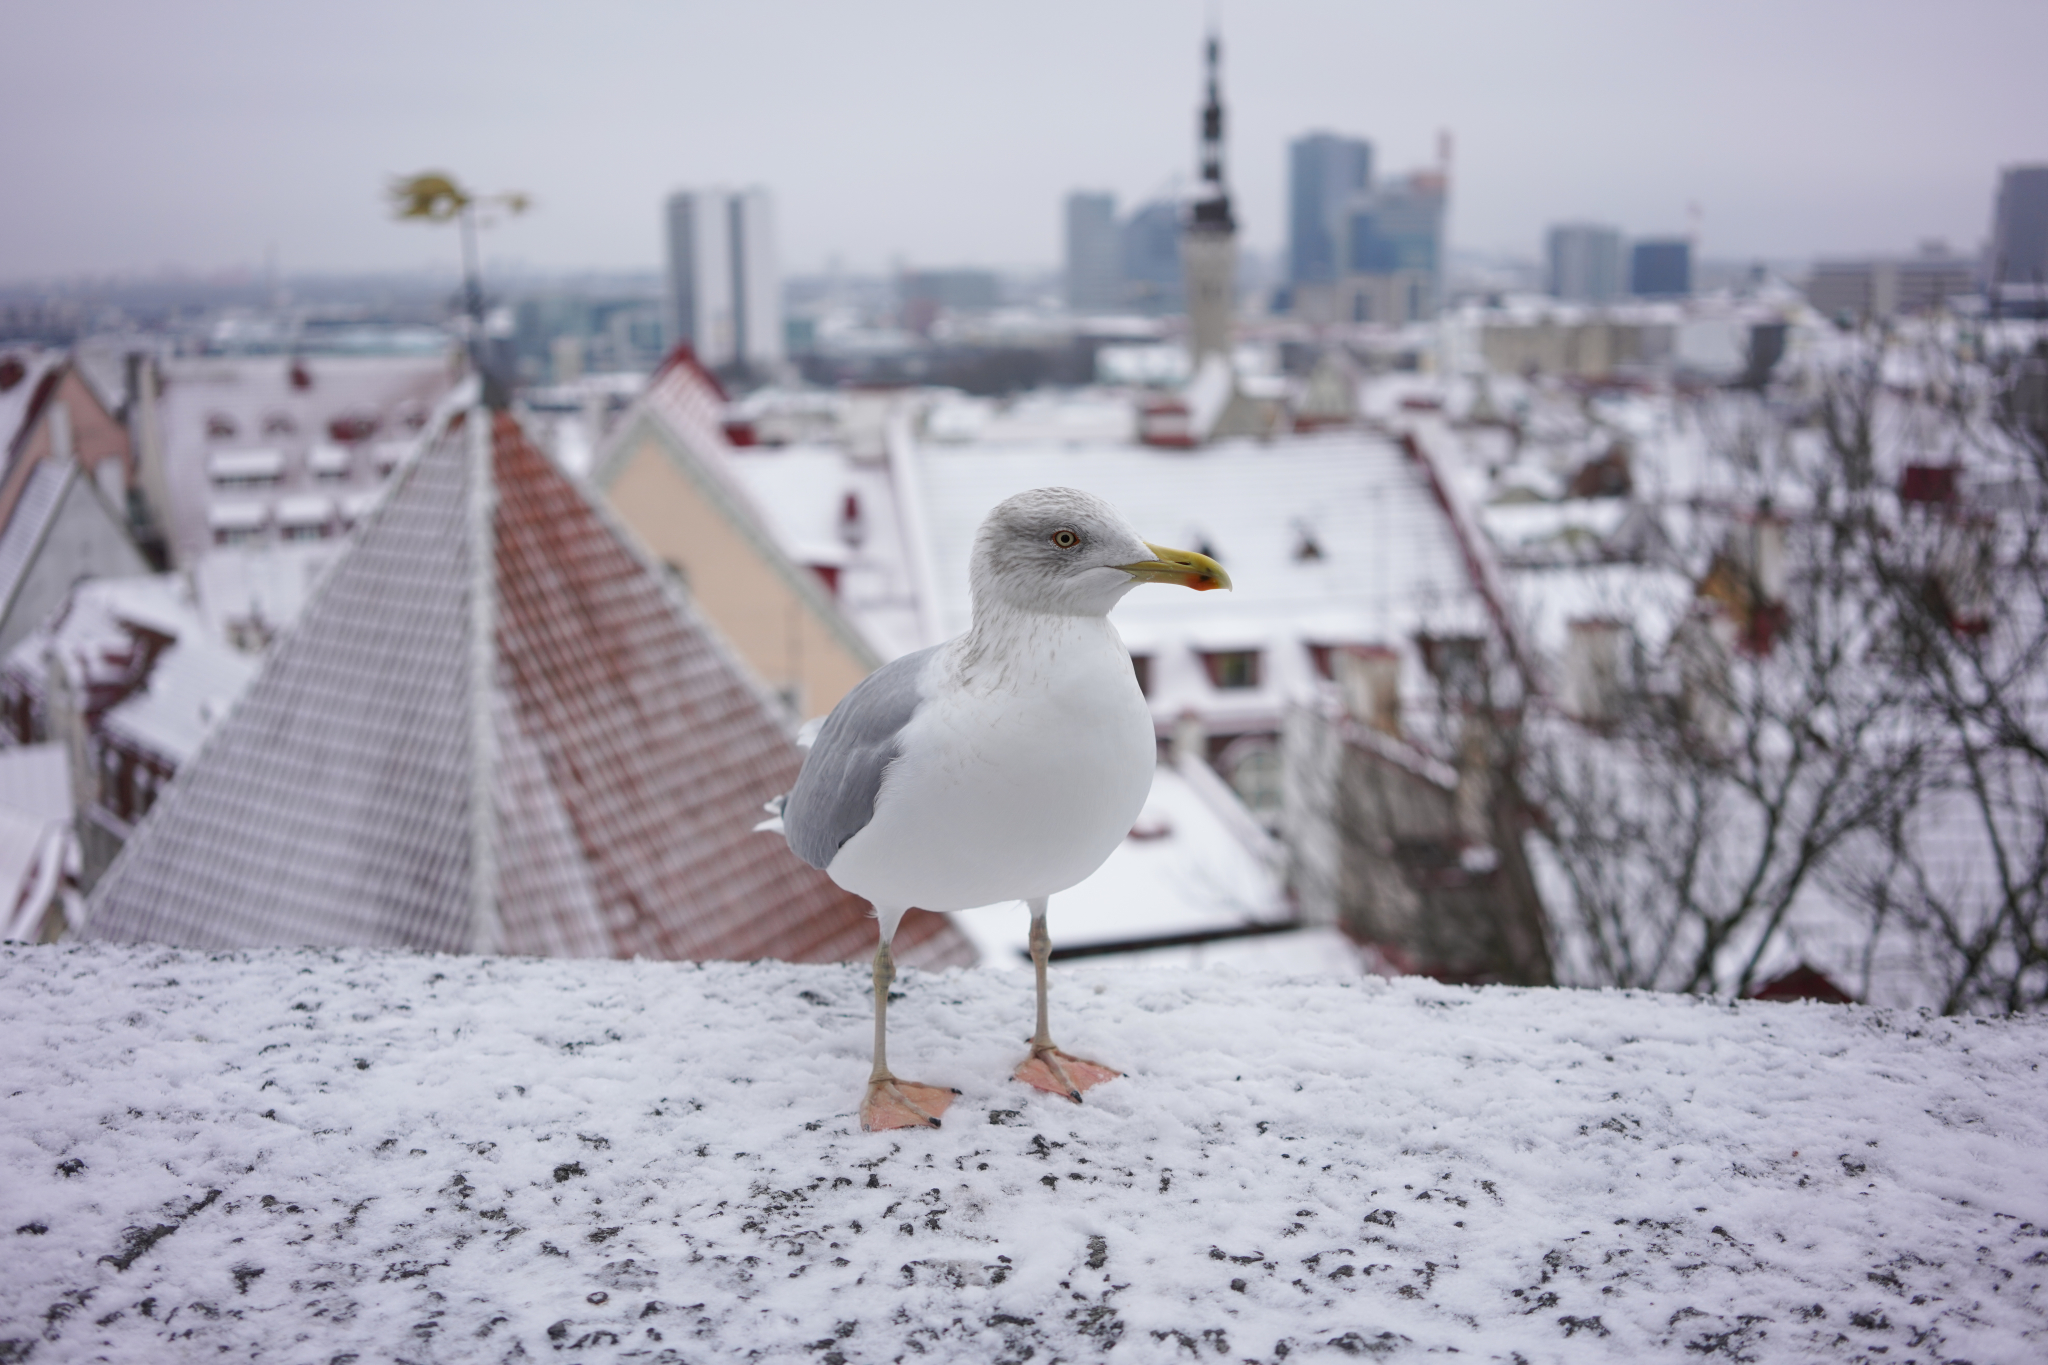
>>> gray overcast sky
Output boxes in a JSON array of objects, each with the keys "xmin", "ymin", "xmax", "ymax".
[{"xmin": 3, "ymin": 0, "xmax": 2043, "ymax": 282}]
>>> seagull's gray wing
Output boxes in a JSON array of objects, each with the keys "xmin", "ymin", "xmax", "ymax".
[{"xmin": 781, "ymin": 645, "xmax": 939, "ymax": 870}]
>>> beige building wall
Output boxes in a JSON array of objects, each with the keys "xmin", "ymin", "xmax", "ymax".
[{"xmin": 602, "ymin": 431, "xmax": 876, "ymax": 718}]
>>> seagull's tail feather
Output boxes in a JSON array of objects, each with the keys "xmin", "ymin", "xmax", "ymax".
[{"xmin": 753, "ymin": 794, "xmax": 788, "ymax": 837}]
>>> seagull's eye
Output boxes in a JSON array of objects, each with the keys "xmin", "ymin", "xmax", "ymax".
[{"xmin": 1050, "ymin": 529, "xmax": 1080, "ymax": 549}]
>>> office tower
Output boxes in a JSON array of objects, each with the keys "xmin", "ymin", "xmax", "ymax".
[
  {"xmin": 1182, "ymin": 33, "xmax": 1237, "ymax": 368},
  {"xmin": 1289, "ymin": 133, "xmax": 1374, "ymax": 287},
  {"xmin": 663, "ymin": 187, "xmax": 783, "ymax": 373},
  {"xmin": 1546, "ymin": 223, "xmax": 1624, "ymax": 303},
  {"xmin": 1344, "ymin": 172, "xmax": 1448, "ymax": 323},
  {"xmin": 1629, "ymin": 239, "xmax": 1692, "ymax": 298},
  {"xmin": 1064, "ymin": 192, "xmax": 1121, "ymax": 313},
  {"xmin": 1991, "ymin": 165, "xmax": 2048, "ymax": 285},
  {"xmin": 1120, "ymin": 200, "xmax": 1185, "ymax": 314}
]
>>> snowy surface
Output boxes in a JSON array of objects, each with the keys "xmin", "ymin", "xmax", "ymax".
[{"xmin": 3, "ymin": 945, "xmax": 2044, "ymax": 1364}]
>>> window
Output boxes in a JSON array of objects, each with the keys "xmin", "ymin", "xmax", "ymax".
[
  {"xmin": 205, "ymin": 412, "xmax": 238, "ymax": 439},
  {"xmin": 1220, "ymin": 737, "xmax": 1284, "ymax": 823},
  {"xmin": 328, "ymin": 413, "xmax": 379, "ymax": 443},
  {"xmin": 1200, "ymin": 650, "xmax": 1261, "ymax": 690},
  {"xmin": 214, "ymin": 527, "xmax": 266, "ymax": 548},
  {"xmin": 262, "ymin": 412, "xmax": 297, "ymax": 436},
  {"xmin": 280, "ymin": 523, "xmax": 327, "ymax": 542}
]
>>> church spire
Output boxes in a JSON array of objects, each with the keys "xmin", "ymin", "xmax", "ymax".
[{"xmin": 1190, "ymin": 32, "xmax": 1234, "ymax": 232}]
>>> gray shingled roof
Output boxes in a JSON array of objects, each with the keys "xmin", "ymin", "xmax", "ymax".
[{"xmin": 84, "ymin": 407, "xmax": 972, "ymax": 968}]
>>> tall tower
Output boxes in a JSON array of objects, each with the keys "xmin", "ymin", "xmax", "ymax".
[{"xmin": 1182, "ymin": 33, "xmax": 1236, "ymax": 370}]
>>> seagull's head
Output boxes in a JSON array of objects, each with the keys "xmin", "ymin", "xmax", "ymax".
[{"xmin": 970, "ymin": 487, "xmax": 1231, "ymax": 618}]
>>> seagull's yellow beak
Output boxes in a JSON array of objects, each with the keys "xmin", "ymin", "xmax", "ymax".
[{"xmin": 1116, "ymin": 542, "xmax": 1232, "ymax": 592}]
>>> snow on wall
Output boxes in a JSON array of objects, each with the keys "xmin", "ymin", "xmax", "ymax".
[{"xmin": 2, "ymin": 944, "xmax": 2044, "ymax": 1363}]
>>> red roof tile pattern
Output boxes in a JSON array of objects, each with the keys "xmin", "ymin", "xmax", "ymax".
[{"xmin": 85, "ymin": 408, "xmax": 972, "ymax": 969}]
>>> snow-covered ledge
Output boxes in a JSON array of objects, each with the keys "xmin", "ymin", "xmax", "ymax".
[{"xmin": 3, "ymin": 945, "xmax": 2044, "ymax": 1362}]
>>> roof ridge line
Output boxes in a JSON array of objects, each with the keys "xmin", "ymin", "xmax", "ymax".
[
  {"xmin": 0, "ymin": 460, "xmax": 79, "ymax": 631},
  {"xmin": 467, "ymin": 407, "xmax": 502, "ymax": 953},
  {"xmin": 546, "ymin": 410, "xmax": 814, "ymax": 738}
]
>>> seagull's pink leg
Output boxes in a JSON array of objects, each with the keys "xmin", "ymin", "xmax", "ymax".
[
  {"xmin": 860, "ymin": 917, "xmax": 956, "ymax": 1132},
  {"xmin": 1013, "ymin": 898, "xmax": 1121, "ymax": 1102}
]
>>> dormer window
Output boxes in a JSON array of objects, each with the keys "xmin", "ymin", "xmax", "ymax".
[
  {"xmin": 262, "ymin": 412, "xmax": 297, "ymax": 436},
  {"xmin": 1200, "ymin": 650, "xmax": 1261, "ymax": 690},
  {"xmin": 328, "ymin": 413, "xmax": 379, "ymax": 443},
  {"xmin": 206, "ymin": 450, "xmax": 284, "ymax": 489},
  {"xmin": 205, "ymin": 412, "xmax": 238, "ymax": 439},
  {"xmin": 309, "ymin": 442, "xmax": 352, "ymax": 482}
]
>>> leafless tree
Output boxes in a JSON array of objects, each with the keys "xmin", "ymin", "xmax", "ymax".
[
  {"xmin": 1526, "ymin": 373, "xmax": 1928, "ymax": 998},
  {"xmin": 1825, "ymin": 330, "xmax": 2048, "ymax": 1013}
]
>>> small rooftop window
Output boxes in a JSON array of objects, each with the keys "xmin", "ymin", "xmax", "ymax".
[
  {"xmin": 308, "ymin": 443, "xmax": 351, "ymax": 480},
  {"xmin": 262, "ymin": 412, "xmax": 297, "ymax": 436},
  {"xmin": 328, "ymin": 413, "xmax": 379, "ymax": 444},
  {"xmin": 205, "ymin": 413, "xmax": 239, "ymax": 440},
  {"xmin": 1200, "ymin": 649, "xmax": 1261, "ymax": 690},
  {"xmin": 206, "ymin": 449, "xmax": 285, "ymax": 487}
]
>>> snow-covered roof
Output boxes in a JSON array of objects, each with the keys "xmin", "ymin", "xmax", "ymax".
[
  {"xmin": 306, "ymin": 441, "xmax": 351, "ymax": 475},
  {"xmin": 0, "ymin": 743, "xmax": 69, "ymax": 824},
  {"xmin": 189, "ymin": 541, "xmax": 342, "ymax": 643},
  {"xmin": 205, "ymin": 502, "xmax": 268, "ymax": 531},
  {"xmin": 5, "ymin": 942, "xmax": 2042, "ymax": 1362},
  {"xmin": 101, "ymin": 629, "xmax": 262, "ymax": 765},
  {"xmin": 85, "ymin": 407, "xmax": 970, "ymax": 969},
  {"xmin": 338, "ymin": 489, "xmax": 382, "ymax": 524},
  {"xmin": 0, "ymin": 460, "xmax": 71, "ymax": 616},
  {"xmin": 272, "ymin": 494, "xmax": 334, "ymax": 527},
  {"xmin": 912, "ymin": 430, "xmax": 1496, "ymax": 729},
  {"xmin": 2, "ymin": 573, "xmax": 258, "ymax": 768},
  {"xmin": 204, "ymin": 448, "xmax": 285, "ymax": 481}
]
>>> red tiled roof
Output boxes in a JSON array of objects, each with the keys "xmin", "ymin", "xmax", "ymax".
[{"xmin": 84, "ymin": 407, "xmax": 972, "ymax": 968}]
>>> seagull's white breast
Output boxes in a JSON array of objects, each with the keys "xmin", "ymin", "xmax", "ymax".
[{"xmin": 825, "ymin": 617, "xmax": 1155, "ymax": 913}]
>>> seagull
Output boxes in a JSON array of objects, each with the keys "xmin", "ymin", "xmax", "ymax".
[{"xmin": 761, "ymin": 487, "xmax": 1230, "ymax": 1131}]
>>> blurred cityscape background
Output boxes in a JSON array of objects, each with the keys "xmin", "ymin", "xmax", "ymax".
[{"xmin": 2, "ymin": 1, "xmax": 2044, "ymax": 1013}]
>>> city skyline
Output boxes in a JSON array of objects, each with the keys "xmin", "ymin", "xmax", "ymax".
[{"xmin": 2, "ymin": 0, "xmax": 2043, "ymax": 284}]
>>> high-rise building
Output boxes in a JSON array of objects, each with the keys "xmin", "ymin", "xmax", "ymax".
[
  {"xmin": 1289, "ymin": 133, "xmax": 1374, "ymax": 288},
  {"xmin": 1629, "ymin": 239, "xmax": 1692, "ymax": 298},
  {"xmin": 1991, "ymin": 165, "xmax": 2048, "ymax": 285},
  {"xmin": 1339, "ymin": 172, "xmax": 1448, "ymax": 324},
  {"xmin": 1121, "ymin": 200, "xmax": 1185, "ymax": 315},
  {"xmin": 1182, "ymin": 33, "xmax": 1237, "ymax": 369},
  {"xmin": 1546, "ymin": 223, "xmax": 1624, "ymax": 303},
  {"xmin": 663, "ymin": 188, "xmax": 782, "ymax": 375},
  {"xmin": 1064, "ymin": 192, "xmax": 1122, "ymax": 313}
]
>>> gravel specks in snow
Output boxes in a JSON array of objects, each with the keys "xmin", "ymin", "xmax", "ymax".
[{"xmin": 1, "ymin": 943, "xmax": 2045, "ymax": 1362}]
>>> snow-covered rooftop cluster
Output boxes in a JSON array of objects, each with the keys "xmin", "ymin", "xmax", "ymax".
[{"xmin": 5, "ymin": 944, "xmax": 2044, "ymax": 1362}]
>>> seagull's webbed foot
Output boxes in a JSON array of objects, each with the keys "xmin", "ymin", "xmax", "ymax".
[
  {"xmin": 860, "ymin": 1076, "xmax": 958, "ymax": 1132},
  {"xmin": 1014, "ymin": 1044, "xmax": 1121, "ymax": 1103}
]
